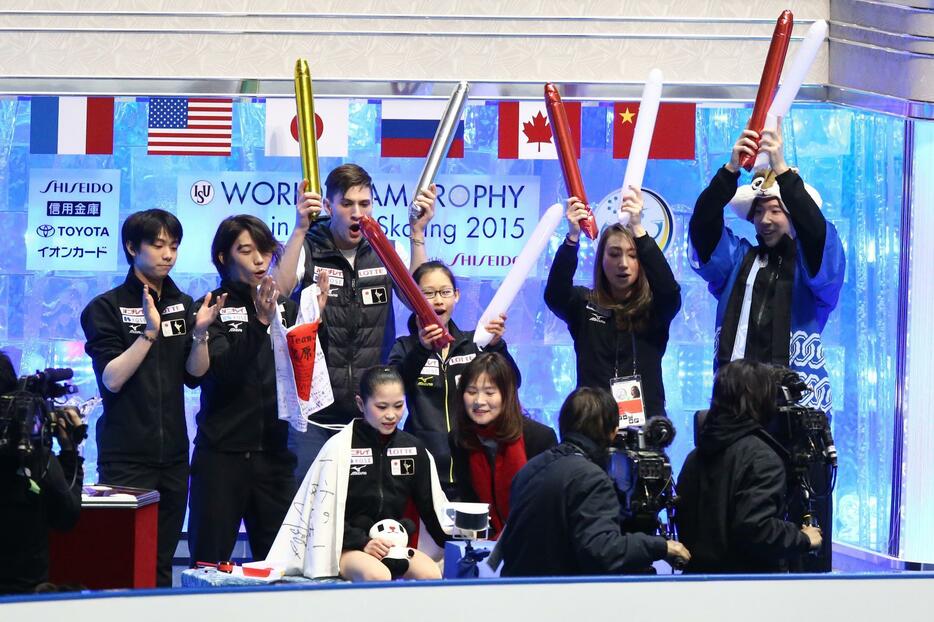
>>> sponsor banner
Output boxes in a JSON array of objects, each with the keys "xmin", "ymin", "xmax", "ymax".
[
  {"xmin": 26, "ymin": 168, "xmax": 120, "ymax": 272},
  {"xmin": 372, "ymin": 174, "xmax": 542, "ymax": 279},
  {"xmin": 177, "ymin": 172, "xmax": 541, "ymax": 279}
]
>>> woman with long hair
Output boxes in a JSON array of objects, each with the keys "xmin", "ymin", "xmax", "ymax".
[
  {"xmin": 449, "ymin": 352, "xmax": 557, "ymax": 538},
  {"xmin": 544, "ymin": 188, "xmax": 681, "ymax": 418}
]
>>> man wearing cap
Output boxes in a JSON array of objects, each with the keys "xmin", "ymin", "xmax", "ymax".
[{"xmin": 688, "ymin": 124, "xmax": 845, "ymax": 571}]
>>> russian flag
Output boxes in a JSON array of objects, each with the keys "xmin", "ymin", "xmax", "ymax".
[
  {"xmin": 380, "ymin": 100, "xmax": 464, "ymax": 159},
  {"xmin": 30, "ymin": 96, "xmax": 114, "ymax": 155}
]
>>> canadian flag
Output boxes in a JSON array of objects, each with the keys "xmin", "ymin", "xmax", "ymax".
[
  {"xmin": 498, "ymin": 101, "xmax": 581, "ymax": 160},
  {"xmin": 264, "ymin": 98, "xmax": 349, "ymax": 158}
]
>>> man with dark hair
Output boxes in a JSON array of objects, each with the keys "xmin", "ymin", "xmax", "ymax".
[
  {"xmin": 0, "ymin": 350, "xmax": 84, "ymax": 594},
  {"xmin": 80, "ymin": 208, "xmax": 225, "ymax": 586},
  {"xmin": 688, "ymin": 125, "xmax": 844, "ymax": 570},
  {"xmin": 676, "ymin": 359, "xmax": 822, "ymax": 573},
  {"xmin": 188, "ymin": 215, "xmax": 328, "ymax": 565},
  {"xmin": 499, "ymin": 387, "xmax": 690, "ymax": 576},
  {"xmin": 273, "ymin": 164, "xmax": 438, "ymax": 482}
]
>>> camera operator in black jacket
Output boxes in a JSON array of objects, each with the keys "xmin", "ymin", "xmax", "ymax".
[
  {"xmin": 500, "ymin": 387, "xmax": 690, "ymax": 576},
  {"xmin": 0, "ymin": 353, "xmax": 85, "ymax": 594},
  {"xmin": 676, "ymin": 359, "xmax": 822, "ymax": 573}
]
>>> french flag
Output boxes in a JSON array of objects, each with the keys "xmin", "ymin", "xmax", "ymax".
[
  {"xmin": 380, "ymin": 100, "xmax": 464, "ymax": 159},
  {"xmin": 29, "ymin": 96, "xmax": 114, "ymax": 155}
]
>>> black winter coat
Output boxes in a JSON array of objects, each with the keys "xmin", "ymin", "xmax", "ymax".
[
  {"xmin": 499, "ymin": 433, "xmax": 668, "ymax": 576},
  {"xmin": 388, "ymin": 318, "xmax": 520, "ymax": 489},
  {"xmin": 676, "ymin": 412, "xmax": 812, "ymax": 573},
  {"xmin": 297, "ymin": 219, "xmax": 396, "ymax": 425}
]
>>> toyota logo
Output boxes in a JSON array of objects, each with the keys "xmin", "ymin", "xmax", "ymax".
[{"xmin": 36, "ymin": 224, "xmax": 55, "ymax": 238}]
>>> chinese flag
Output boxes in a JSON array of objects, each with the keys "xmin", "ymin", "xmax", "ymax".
[{"xmin": 612, "ymin": 102, "xmax": 696, "ymax": 160}]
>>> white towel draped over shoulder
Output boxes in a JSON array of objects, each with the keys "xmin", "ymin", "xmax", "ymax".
[{"xmin": 264, "ymin": 420, "xmax": 454, "ymax": 579}]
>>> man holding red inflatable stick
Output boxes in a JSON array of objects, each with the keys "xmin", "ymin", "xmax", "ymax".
[
  {"xmin": 688, "ymin": 122, "xmax": 845, "ymax": 571},
  {"xmin": 273, "ymin": 164, "xmax": 438, "ymax": 483}
]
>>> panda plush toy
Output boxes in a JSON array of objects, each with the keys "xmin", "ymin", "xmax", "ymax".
[{"xmin": 368, "ymin": 518, "xmax": 416, "ymax": 578}]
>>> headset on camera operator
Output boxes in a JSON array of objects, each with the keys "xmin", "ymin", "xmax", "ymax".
[
  {"xmin": 676, "ymin": 360, "xmax": 823, "ymax": 574},
  {"xmin": 499, "ymin": 387, "xmax": 690, "ymax": 577},
  {"xmin": 0, "ymin": 353, "xmax": 86, "ymax": 594}
]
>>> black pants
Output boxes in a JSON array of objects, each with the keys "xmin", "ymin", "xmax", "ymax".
[
  {"xmin": 187, "ymin": 448, "xmax": 297, "ymax": 566},
  {"xmin": 97, "ymin": 460, "xmax": 189, "ymax": 588}
]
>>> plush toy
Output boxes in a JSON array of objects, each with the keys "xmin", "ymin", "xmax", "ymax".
[{"xmin": 368, "ymin": 518, "xmax": 416, "ymax": 579}]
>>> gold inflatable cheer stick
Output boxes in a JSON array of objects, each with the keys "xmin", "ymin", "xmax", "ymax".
[{"xmin": 294, "ymin": 59, "xmax": 321, "ymax": 199}]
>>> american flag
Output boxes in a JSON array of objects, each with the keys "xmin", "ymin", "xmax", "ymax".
[{"xmin": 147, "ymin": 97, "xmax": 233, "ymax": 156}]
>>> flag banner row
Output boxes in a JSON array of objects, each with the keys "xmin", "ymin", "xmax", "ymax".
[{"xmin": 26, "ymin": 96, "xmax": 696, "ymax": 161}]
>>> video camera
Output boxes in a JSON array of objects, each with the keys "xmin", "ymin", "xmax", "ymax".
[
  {"xmin": 607, "ymin": 416, "xmax": 678, "ymax": 538},
  {"xmin": 0, "ymin": 368, "xmax": 84, "ymax": 467},
  {"xmin": 772, "ymin": 370, "xmax": 837, "ymax": 499}
]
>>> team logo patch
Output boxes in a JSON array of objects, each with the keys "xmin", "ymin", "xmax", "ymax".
[
  {"xmin": 361, "ymin": 287, "xmax": 388, "ymax": 306},
  {"xmin": 351, "ymin": 448, "xmax": 373, "ymax": 457},
  {"xmin": 226, "ymin": 322, "xmax": 244, "ymax": 333},
  {"xmin": 391, "ymin": 458, "xmax": 415, "ymax": 476},
  {"xmin": 120, "ymin": 307, "xmax": 146, "ymax": 324},
  {"xmin": 417, "ymin": 376, "xmax": 435, "ymax": 387},
  {"xmin": 350, "ymin": 455, "xmax": 374, "ymax": 465},
  {"xmin": 162, "ymin": 303, "xmax": 185, "ymax": 314},
  {"xmin": 357, "ymin": 267, "xmax": 388, "ymax": 279},
  {"xmin": 387, "ymin": 447, "xmax": 417, "ymax": 457},
  {"xmin": 448, "ymin": 354, "xmax": 476, "ymax": 366},
  {"xmin": 161, "ymin": 318, "xmax": 187, "ymax": 337},
  {"xmin": 220, "ymin": 306, "xmax": 248, "ymax": 322},
  {"xmin": 314, "ymin": 266, "xmax": 344, "ymax": 287},
  {"xmin": 350, "ymin": 465, "xmax": 368, "ymax": 476}
]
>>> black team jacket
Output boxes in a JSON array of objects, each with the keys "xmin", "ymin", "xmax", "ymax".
[
  {"xmin": 81, "ymin": 269, "xmax": 195, "ymax": 464},
  {"xmin": 192, "ymin": 280, "xmax": 297, "ymax": 452}
]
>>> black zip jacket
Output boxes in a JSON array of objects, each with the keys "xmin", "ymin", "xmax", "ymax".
[
  {"xmin": 81, "ymin": 269, "xmax": 195, "ymax": 464},
  {"xmin": 544, "ymin": 235, "xmax": 681, "ymax": 418},
  {"xmin": 0, "ymin": 450, "xmax": 83, "ymax": 594},
  {"xmin": 449, "ymin": 417, "xmax": 558, "ymax": 532},
  {"xmin": 341, "ymin": 420, "xmax": 448, "ymax": 551},
  {"xmin": 500, "ymin": 433, "xmax": 668, "ymax": 576},
  {"xmin": 298, "ymin": 219, "xmax": 396, "ymax": 425},
  {"xmin": 193, "ymin": 279, "xmax": 297, "ymax": 452},
  {"xmin": 676, "ymin": 411, "xmax": 812, "ymax": 573},
  {"xmin": 388, "ymin": 318, "xmax": 520, "ymax": 489}
]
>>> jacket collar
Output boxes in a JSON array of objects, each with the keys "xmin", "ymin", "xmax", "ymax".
[
  {"xmin": 563, "ymin": 432, "xmax": 609, "ymax": 466},
  {"xmin": 124, "ymin": 268, "xmax": 181, "ymax": 302},
  {"xmin": 307, "ymin": 218, "xmax": 371, "ymax": 261}
]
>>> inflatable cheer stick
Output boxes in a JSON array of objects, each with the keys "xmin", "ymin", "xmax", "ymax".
[
  {"xmin": 473, "ymin": 203, "xmax": 564, "ymax": 347},
  {"xmin": 619, "ymin": 69, "xmax": 663, "ymax": 226},
  {"xmin": 294, "ymin": 59, "xmax": 321, "ymax": 198},
  {"xmin": 753, "ymin": 20, "xmax": 828, "ymax": 170},
  {"xmin": 358, "ymin": 216, "xmax": 454, "ymax": 349},
  {"xmin": 545, "ymin": 83, "xmax": 597, "ymax": 240},
  {"xmin": 739, "ymin": 10, "xmax": 793, "ymax": 171}
]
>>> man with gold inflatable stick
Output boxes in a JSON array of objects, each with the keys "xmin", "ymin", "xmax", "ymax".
[{"xmin": 688, "ymin": 122, "xmax": 845, "ymax": 571}]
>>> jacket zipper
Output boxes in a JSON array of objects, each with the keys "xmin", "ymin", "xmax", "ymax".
[
  {"xmin": 376, "ymin": 440, "xmax": 386, "ymax": 517},
  {"xmin": 442, "ymin": 354, "xmax": 455, "ymax": 484},
  {"xmin": 754, "ymin": 255, "xmax": 782, "ymax": 329}
]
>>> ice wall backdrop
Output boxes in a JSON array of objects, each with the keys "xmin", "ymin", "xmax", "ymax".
[{"xmin": 0, "ymin": 95, "xmax": 903, "ymax": 553}]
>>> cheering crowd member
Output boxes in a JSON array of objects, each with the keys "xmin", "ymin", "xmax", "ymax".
[
  {"xmin": 545, "ymin": 187, "xmax": 682, "ymax": 419},
  {"xmin": 448, "ymin": 353, "xmax": 555, "ymax": 538},
  {"xmin": 272, "ymin": 164, "xmax": 438, "ymax": 483},
  {"xmin": 499, "ymin": 387, "xmax": 691, "ymax": 576},
  {"xmin": 676, "ymin": 360, "xmax": 822, "ymax": 573},
  {"xmin": 389, "ymin": 261, "xmax": 520, "ymax": 495},
  {"xmin": 80, "ymin": 209, "xmax": 223, "ymax": 587},
  {"xmin": 688, "ymin": 124, "xmax": 845, "ymax": 570},
  {"xmin": 187, "ymin": 215, "xmax": 325, "ymax": 566}
]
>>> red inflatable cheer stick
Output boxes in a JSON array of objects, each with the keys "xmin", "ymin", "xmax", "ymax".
[
  {"xmin": 358, "ymin": 215, "xmax": 454, "ymax": 350},
  {"xmin": 740, "ymin": 10, "xmax": 794, "ymax": 171},
  {"xmin": 545, "ymin": 83, "xmax": 598, "ymax": 240}
]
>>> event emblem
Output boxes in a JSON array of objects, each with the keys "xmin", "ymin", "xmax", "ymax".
[{"xmin": 593, "ymin": 187, "xmax": 674, "ymax": 253}]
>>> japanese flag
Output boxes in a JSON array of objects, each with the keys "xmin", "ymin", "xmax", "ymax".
[{"xmin": 265, "ymin": 98, "xmax": 350, "ymax": 158}]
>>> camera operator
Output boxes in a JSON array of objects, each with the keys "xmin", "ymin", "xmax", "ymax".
[
  {"xmin": 0, "ymin": 353, "xmax": 85, "ymax": 594},
  {"xmin": 676, "ymin": 360, "xmax": 821, "ymax": 574},
  {"xmin": 499, "ymin": 387, "xmax": 690, "ymax": 576}
]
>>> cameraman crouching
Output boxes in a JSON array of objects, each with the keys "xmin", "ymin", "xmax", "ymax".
[
  {"xmin": 500, "ymin": 387, "xmax": 690, "ymax": 576},
  {"xmin": 0, "ymin": 353, "xmax": 84, "ymax": 594},
  {"xmin": 676, "ymin": 360, "xmax": 821, "ymax": 573}
]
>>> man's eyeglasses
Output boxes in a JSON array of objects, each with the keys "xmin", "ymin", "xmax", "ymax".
[{"xmin": 421, "ymin": 289, "xmax": 455, "ymax": 300}]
